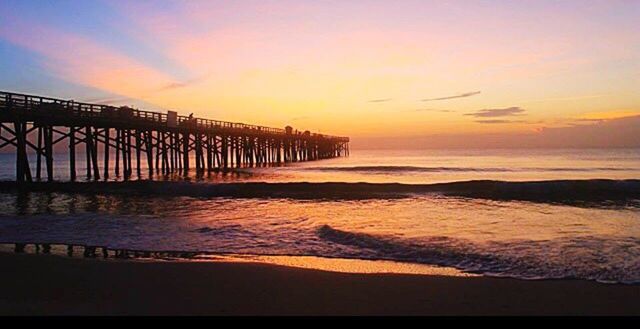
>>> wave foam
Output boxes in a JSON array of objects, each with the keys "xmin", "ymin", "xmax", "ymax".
[
  {"xmin": 1, "ymin": 179, "xmax": 638, "ymax": 206},
  {"xmin": 318, "ymin": 225, "xmax": 640, "ymax": 284},
  {"xmin": 305, "ymin": 165, "xmax": 636, "ymax": 173}
]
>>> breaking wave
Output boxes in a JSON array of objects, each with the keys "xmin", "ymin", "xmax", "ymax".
[
  {"xmin": 317, "ymin": 225, "xmax": 640, "ymax": 284},
  {"xmin": 305, "ymin": 165, "xmax": 636, "ymax": 173},
  {"xmin": 1, "ymin": 179, "xmax": 638, "ymax": 206}
]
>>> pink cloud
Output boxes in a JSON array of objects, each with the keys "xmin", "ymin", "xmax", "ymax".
[{"xmin": 0, "ymin": 16, "xmax": 177, "ymax": 102}]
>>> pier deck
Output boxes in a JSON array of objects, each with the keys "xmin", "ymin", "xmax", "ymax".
[{"xmin": 0, "ymin": 91, "xmax": 349, "ymax": 182}]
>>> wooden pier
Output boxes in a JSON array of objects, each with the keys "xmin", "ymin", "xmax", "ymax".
[{"xmin": 0, "ymin": 91, "xmax": 349, "ymax": 182}]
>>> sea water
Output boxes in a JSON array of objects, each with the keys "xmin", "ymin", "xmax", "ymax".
[{"xmin": 0, "ymin": 148, "xmax": 639, "ymax": 283}]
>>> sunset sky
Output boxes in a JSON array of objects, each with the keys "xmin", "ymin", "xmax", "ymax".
[{"xmin": 1, "ymin": 0, "xmax": 638, "ymax": 146}]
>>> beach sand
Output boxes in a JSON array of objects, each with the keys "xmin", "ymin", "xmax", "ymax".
[{"xmin": 1, "ymin": 252, "xmax": 639, "ymax": 316}]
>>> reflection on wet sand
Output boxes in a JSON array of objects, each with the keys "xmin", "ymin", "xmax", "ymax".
[
  {"xmin": 1, "ymin": 242, "xmax": 476, "ymax": 276},
  {"xmin": 2, "ymin": 242, "xmax": 202, "ymax": 260}
]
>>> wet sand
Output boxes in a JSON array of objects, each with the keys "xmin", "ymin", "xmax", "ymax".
[{"xmin": 1, "ymin": 253, "xmax": 639, "ymax": 315}]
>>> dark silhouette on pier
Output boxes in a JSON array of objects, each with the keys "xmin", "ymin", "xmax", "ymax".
[{"xmin": 0, "ymin": 91, "xmax": 349, "ymax": 182}]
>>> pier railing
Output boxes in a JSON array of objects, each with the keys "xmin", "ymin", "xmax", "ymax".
[
  {"xmin": 0, "ymin": 90, "xmax": 350, "ymax": 183},
  {"xmin": 0, "ymin": 91, "xmax": 348, "ymax": 142}
]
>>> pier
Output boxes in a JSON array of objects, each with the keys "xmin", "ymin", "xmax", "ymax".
[{"xmin": 0, "ymin": 91, "xmax": 349, "ymax": 182}]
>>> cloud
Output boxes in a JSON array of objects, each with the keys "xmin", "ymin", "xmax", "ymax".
[
  {"xmin": 577, "ymin": 110, "xmax": 640, "ymax": 121},
  {"xmin": 570, "ymin": 118, "xmax": 606, "ymax": 124},
  {"xmin": 465, "ymin": 107, "xmax": 525, "ymax": 118},
  {"xmin": 421, "ymin": 91, "xmax": 481, "ymax": 102},
  {"xmin": 292, "ymin": 116, "xmax": 310, "ymax": 121},
  {"xmin": 475, "ymin": 119, "xmax": 512, "ymax": 124},
  {"xmin": 532, "ymin": 115, "xmax": 640, "ymax": 148},
  {"xmin": 368, "ymin": 98, "xmax": 393, "ymax": 103},
  {"xmin": 542, "ymin": 111, "xmax": 640, "ymax": 128},
  {"xmin": 159, "ymin": 82, "xmax": 190, "ymax": 91},
  {"xmin": 81, "ymin": 96, "xmax": 136, "ymax": 105},
  {"xmin": 157, "ymin": 74, "xmax": 210, "ymax": 91},
  {"xmin": 475, "ymin": 119, "xmax": 528, "ymax": 124},
  {"xmin": 351, "ymin": 115, "xmax": 640, "ymax": 149},
  {"xmin": 0, "ymin": 18, "xmax": 177, "ymax": 102}
]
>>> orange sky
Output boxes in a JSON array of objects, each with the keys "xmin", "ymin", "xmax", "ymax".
[{"xmin": 0, "ymin": 1, "xmax": 639, "ymax": 146}]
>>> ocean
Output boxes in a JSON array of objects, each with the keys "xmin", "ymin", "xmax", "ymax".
[{"xmin": 1, "ymin": 148, "xmax": 639, "ymax": 283}]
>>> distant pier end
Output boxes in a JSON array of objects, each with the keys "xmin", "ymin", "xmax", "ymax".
[{"xmin": 0, "ymin": 91, "xmax": 349, "ymax": 182}]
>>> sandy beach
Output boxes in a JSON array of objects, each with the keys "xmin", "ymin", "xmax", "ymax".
[{"xmin": 1, "ymin": 253, "xmax": 639, "ymax": 316}]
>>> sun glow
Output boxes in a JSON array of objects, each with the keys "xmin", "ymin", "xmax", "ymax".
[{"xmin": 0, "ymin": 0, "xmax": 638, "ymax": 144}]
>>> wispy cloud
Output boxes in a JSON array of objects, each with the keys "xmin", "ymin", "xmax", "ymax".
[
  {"xmin": 81, "ymin": 96, "xmax": 135, "ymax": 105},
  {"xmin": 574, "ymin": 118, "xmax": 606, "ymax": 123},
  {"xmin": 577, "ymin": 110, "xmax": 640, "ymax": 121},
  {"xmin": 292, "ymin": 116, "xmax": 310, "ymax": 121},
  {"xmin": 0, "ymin": 18, "xmax": 176, "ymax": 102},
  {"xmin": 475, "ymin": 119, "xmax": 525, "ymax": 124},
  {"xmin": 368, "ymin": 98, "xmax": 393, "ymax": 103},
  {"xmin": 465, "ymin": 107, "xmax": 525, "ymax": 118},
  {"xmin": 157, "ymin": 74, "xmax": 209, "ymax": 91},
  {"xmin": 159, "ymin": 81, "xmax": 190, "ymax": 91},
  {"xmin": 536, "ymin": 111, "xmax": 640, "ymax": 129},
  {"xmin": 421, "ymin": 91, "xmax": 481, "ymax": 102}
]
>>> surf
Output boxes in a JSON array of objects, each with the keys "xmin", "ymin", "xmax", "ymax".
[{"xmin": 1, "ymin": 179, "xmax": 638, "ymax": 206}]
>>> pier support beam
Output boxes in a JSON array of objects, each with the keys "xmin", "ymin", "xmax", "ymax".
[
  {"xmin": 0, "ymin": 91, "xmax": 349, "ymax": 183},
  {"xmin": 69, "ymin": 127, "xmax": 76, "ymax": 181},
  {"xmin": 85, "ymin": 126, "xmax": 92, "ymax": 179},
  {"xmin": 14, "ymin": 122, "xmax": 31, "ymax": 183},
  {"xmin": 135, "ymin": 130, "xmax": 141, "ymax": 178},
  {"xmin": 36, "ymin": 126, "xmax": 42, "ymax": 180},
  {"xmin": 45, "ymin": 126, "xmax": 53, "ymax": 181},
  {"xmin": 182, "ymin": 132, "xmax": 190, "ymax": 175},
  {"xmin": 115, "ymin": 129, "xmax": 120, "ymax": 177},
  {"xmin": 104, "ymin": 128, "xmax": 110, "ymax": 180}
]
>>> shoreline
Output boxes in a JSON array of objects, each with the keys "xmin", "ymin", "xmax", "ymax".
[
  {"xmin": 1, "ymin": 252, "xmax": 639, "ymax": 315},
  {"xmin": 0, "ymin": 243, "xmax": 477, "ymax": 277}
]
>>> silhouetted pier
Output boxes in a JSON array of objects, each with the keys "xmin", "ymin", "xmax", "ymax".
[{"xmin": 0, "ymin": 91, "xmax": 349, "ymax": 182}]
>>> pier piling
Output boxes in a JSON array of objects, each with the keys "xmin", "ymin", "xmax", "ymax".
[{"xmin": 0, "ymin": 91, "xmax": 349, "ymax": 182}]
